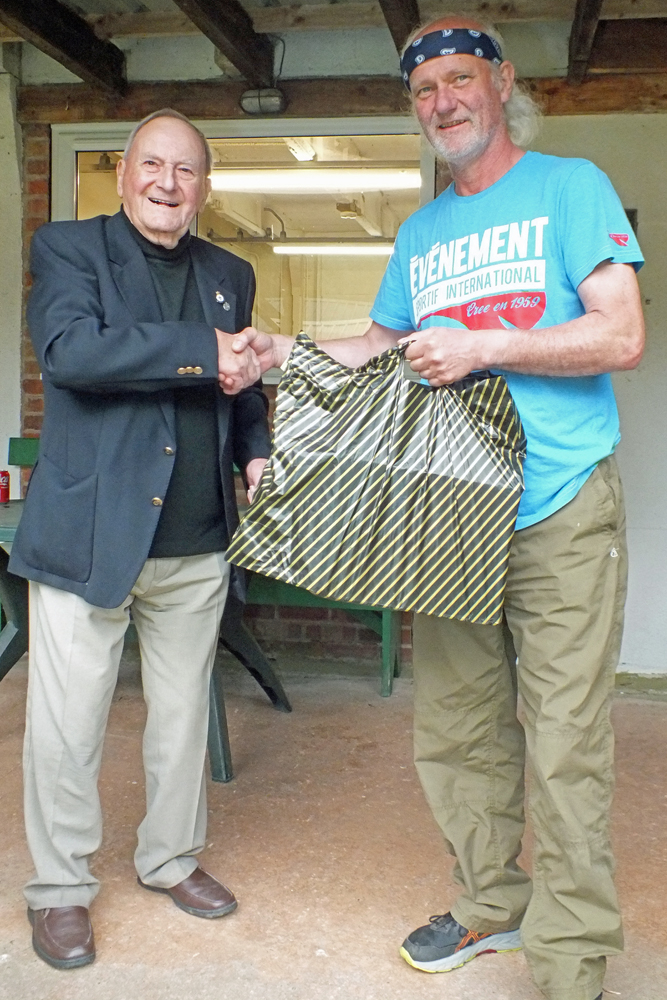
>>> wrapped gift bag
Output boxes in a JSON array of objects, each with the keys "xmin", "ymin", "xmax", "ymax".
[{"xmin": 227, "ymin": 333, "xmax": 525, "ymax": 626}]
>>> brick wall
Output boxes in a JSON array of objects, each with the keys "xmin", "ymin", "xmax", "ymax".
[
  {"xmin": 245, "ymin": 604, "xmax": 413, "ymax": 665},
  {"xmin": 17, "ymin": 129, "xmax": 413, "ymax": 668},
  {"xmin": 20, "ymin": 124, "xmax": 50, "ymax": 491}
]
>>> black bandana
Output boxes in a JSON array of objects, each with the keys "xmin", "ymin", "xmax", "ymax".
[{"xmin": 401, "ymin": 28, "xmax": 503, "ymax": 90}]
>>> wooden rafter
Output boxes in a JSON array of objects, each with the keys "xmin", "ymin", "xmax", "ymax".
[
  {"xmin": 16, "ymin": 73, "xmax": 667, "ymax": 126},
  {"xmin": 568, "ymin": 0, "xmax": 605, "ymax": 84},
  {"xmin": 378, "ymin": 0, "xmax": 421, "ymax": 51},
  {"xmin": 170, "ymin": 0, "xmax": 274, "ymax": 89},
  {"xmin": 0, "ymin": 0, "xmax": 125, "ymax": 94},
  {"xmin": 2, "ymin": 3, "xmax": 667, "ymax": 42}
]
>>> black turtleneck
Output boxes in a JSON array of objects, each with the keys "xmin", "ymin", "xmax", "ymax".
[{"xmin": 119, "ymin": 209, "xmax": 228, "ymax": 559}]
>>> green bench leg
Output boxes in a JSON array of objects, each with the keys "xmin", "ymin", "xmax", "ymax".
[
  {"xmin": 208, "ymin": 664, "xmax": 233, "ymax": 783},
  {"xmin": 380, "ymin": 610, "xmax": 402, "ymax": 697},
  {"xmin": 0, "ymin": 548, "xmax": 29, "ymax": 682}
]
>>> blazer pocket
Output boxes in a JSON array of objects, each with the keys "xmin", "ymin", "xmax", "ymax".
[{"xmin": 19, "ymin": 453, "xmax": 98, "ymax": 584}]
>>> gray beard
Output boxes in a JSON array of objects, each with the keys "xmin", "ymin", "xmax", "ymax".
[{"xmin": 423, "ymin": 120, "xmax": 492, "ymax": 167}]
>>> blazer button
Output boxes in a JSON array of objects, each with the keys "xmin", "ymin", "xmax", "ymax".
[
  {"xmin": 177, "ymin": 367, "xmax": 186, "ymax": 374},
  {"xmin": 164, "ymin": 447, "xmax": 174, "ymax": 455},
  {"xmin": 185, "ymin": 366, "xmax": 194, "ymax": 374},
  {"xmin": 193, "ymin": 366, "xmax": 203, "ymax": 374},
  {"xmin": 152, "ymin": 497, "xmax": 163, "ymax": 506}
]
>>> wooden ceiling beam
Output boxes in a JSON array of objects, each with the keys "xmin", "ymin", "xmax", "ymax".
[
  {"xmin": 588, "ymin": 18, "xmax": 667, "ymax": 73},
  {"xmin": 169, "ymin": 0, "xmax": 274, "ymax": 88},
  {"xmin": 16, "ymin": 72, "xmax": 667, "ymax": 126},
  {"xmin": 3, "ymin": 3, "xmax": 667, "ymax": 42},
  {"xmin": 378, "ymin": 0, "xmax": 421, "ymax": 52},
  {"xmin": 16, "ymin": 77, "xmax": 408, "ymax": 125},
  {"xmin": 0, "ymin": 0, "xmax": 126, "ymax": 94},
  {"xmin": 568, "ymin": 0, "xmax": 605, "ymax": 84}
]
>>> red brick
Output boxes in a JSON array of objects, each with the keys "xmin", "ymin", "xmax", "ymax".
[
  {"xmin": 249, "ymin": 620, "xmax": 282, "ymax": 642},
  {"xmin": 243, "ymin": 605, "xmax": 276, "ymax": 620},
  {"xmin": 25, "ymin": 158, "xmax": 49, "ymax": 177},
  {"xmin": 24, "ymin": 137, "xmax": 48, "ymax": 158},
  {"xmin": 23, "ymin": 415, "xmax": 43, "ymax": 431},
  {"xmin": 276, "ymin": 606, "xmax": 329, "ymax": 621},
  {"xmin": 28, "ymin": 179, "xmax": 49, "ymax": 196},
  {"xmin": 23, "ymin": 359, "xmax": 41, "ymax": 377},
  {"xmin": 25, "ymin": 396, "xmax": 44, "ymax": 414},
  {"xmin": 26, "ymin": 195, "xmax": 49, "ymax": 214},
  {"xmin": 329, "ymin": 609, "xmax": 352, "ymax": 622},
  {"xmin": 22, "ymin": 379, "xmax": 43, "ymax": 395},
  {"xmin": 303, "ymin": 624, "xmax": 321, "ymax": 641},
  {"xmin": 24, "ymin": 217, "xmax": 45, "ymax": 233}
]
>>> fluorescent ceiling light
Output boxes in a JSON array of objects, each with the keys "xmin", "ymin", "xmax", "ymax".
[
  {"xmin": 272, "ymin": 245, "xmax": 394, "ymax": 256},
  {"xmin": 210, "ymin": 168, "xmax": 420, "ymax": 194}
]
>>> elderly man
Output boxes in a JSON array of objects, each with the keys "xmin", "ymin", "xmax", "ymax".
[
  {"xmin": 10, "ymin": 109, "xmax": 270, "ymax": 969},
  {"xmin": 233, "ymin": 17, "xmax": 645, "ymax": 1000}
]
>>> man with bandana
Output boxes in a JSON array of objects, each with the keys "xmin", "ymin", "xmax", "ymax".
[{"xmin": 231, "ymin": 17, "xmax": 645, "ymax": 1000}]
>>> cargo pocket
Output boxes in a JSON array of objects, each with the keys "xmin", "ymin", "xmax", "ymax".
[{"xmin": 18, "ymin": 453, "xmax": 98, "ymax": 583}]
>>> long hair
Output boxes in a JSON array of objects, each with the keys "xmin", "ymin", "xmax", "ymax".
[{"xmin": 402, "ymin": 19, "xmax": 542, "ymax": 148}]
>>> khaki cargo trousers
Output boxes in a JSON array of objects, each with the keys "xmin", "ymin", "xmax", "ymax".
[{"xmin": 413, "ymin": 456, "xmax": 626, "ymax": 1000}]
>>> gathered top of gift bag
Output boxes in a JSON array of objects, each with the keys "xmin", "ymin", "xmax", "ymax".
[{"xmin": 227, "ymin": 333, "xmax": 526, "ymax": 626}]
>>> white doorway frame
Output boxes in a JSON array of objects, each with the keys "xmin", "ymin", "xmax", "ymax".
[{"xmin": 51, "ymin": 117, "xmax": 436, "ymax": 222}]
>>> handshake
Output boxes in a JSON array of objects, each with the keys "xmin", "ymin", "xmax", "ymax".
[{"xmin": 215, "ymin": 327, "xmax": 292, "ymax": 395}]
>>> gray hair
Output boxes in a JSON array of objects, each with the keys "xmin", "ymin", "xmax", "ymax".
[
  {"xmin": 123, "ymin": 109, "xmax": 213, "ymax": 176},
  {"xmin": 402, "ymin": 18, "xmax": 542, "ymax": 149}
]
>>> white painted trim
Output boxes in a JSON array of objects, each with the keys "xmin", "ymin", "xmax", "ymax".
[{"xmin": 51, "ymin": 116, "xmax": 434, "ymax": 221}]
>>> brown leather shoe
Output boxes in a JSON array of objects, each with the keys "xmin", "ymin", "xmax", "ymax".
[
  {"xmin": 137, "ymin": 867, "xmax": 237, "ymax": 918},
  {"xmin": 28, "ymin": 906, "xmax": 95, "ymax": 970}
]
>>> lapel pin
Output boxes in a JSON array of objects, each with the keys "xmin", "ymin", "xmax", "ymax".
[
  {"xmin": 216, "ymin": 291, "xmax": 225, "ymax": 303},
  {"xmin": 223, "ymin": 302, "xmax": 231, "ymax": 311}
]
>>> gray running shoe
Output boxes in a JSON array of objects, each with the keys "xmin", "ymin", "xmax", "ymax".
[{"xmin": 400, "ymin": 911, "xmax": 522, "ymax": 973}]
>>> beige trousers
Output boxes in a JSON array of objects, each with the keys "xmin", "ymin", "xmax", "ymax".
[
  {"xmin": 23, "ymin": 552, "xmax": 230, "ymax": 910},
  {"xmin": 413, "ymin": 456, "xmax": 626, "ymax": 1000}
]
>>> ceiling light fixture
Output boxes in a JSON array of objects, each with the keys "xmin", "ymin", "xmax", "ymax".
[
  {"xmin": 284, "ymin": 137, "xmax": 317, "ymax": 161},
  {"xmin": 210, "ymin": 167, "xmax": 421, "ymax": 194},
  {"xmin": 239, "ymin": 88, "xmax": 287, "ymax": 115}
]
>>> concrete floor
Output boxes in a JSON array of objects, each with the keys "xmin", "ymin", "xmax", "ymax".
[{"xmin": 0, "ymin": 649, "xmax": 665, "ymax": 1000}]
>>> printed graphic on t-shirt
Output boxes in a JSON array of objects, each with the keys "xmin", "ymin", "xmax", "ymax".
[{"xmin": 411, "ymin": 216, "xmax": 549, "ymax": 330}]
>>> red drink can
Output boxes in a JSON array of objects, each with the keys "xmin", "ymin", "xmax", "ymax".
[{"xmin": 0, "ymin": 470, "xmax": 9, "ymax": 503}]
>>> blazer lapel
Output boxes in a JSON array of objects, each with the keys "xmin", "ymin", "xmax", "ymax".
[
  {"xmin": 104, "ymin": 212, "xmax": 175, "ymax": 437},
  {"xmin": 105, "ymin": 212, "xmax": 162, "ymax": 323}
]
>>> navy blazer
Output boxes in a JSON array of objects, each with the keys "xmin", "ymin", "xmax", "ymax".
[{"xmin": 10, "ymin": 212, "xmax": 271, "ymax": 608}]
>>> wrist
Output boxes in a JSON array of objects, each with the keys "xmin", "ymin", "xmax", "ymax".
[
  {"xmin": 274, "ymin": 335, "xmax": 294, "ymax": 368},
  {"xmin": 477, "ymin": 328, "xmax": 512, "ymax": 369}
]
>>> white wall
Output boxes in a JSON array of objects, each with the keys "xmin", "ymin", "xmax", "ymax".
[
  {"xmin": 0, "ymin": 51, "xmax": 22, "ymax": 497},
  {"xmin": 535, "ymin": 116, "xmax": 667, "ymax": 675},
  {"xmin": 19, "ymin": 20, "xmax": 571, "ymax": 87}
]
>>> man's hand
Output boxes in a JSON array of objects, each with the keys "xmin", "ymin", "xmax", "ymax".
[
  {"xmin": 399, "ymin": 328, "xmax": 486, "ymax": 385},
  {"xmin": 216, "ymin": 329, "xmax": 261, "ymax": 395},
  {"xmin": 232, "ymin": 328, "xmax": 293, "ymax": 374},
  {"xmin": 245, "ymin": 457, "xmax": 268, "ymax": 504}
]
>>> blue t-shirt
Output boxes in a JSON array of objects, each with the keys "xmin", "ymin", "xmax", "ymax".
[{"xmin": 370, "ymin": 151, "xmax": 643, "ymax": 529}]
